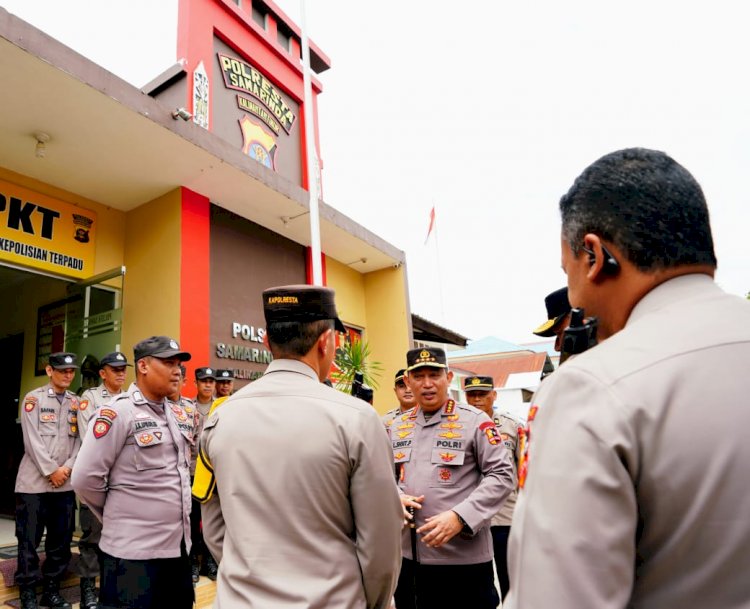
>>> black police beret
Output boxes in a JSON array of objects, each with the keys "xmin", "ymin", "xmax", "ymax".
[
  {"xmin": 263, "ymin": 285, "xmax": 346, "ymax": 333},
  {"xmin": 48, "ymin": 352, "xmax": 78, "ymax": 369},
  {"xmin": 133, "ymin": 336, "xmax": 191, "ymax": 362},
  {"xmin": 406, "ymin": 348, "xmax": 447, "ymax": 371}
]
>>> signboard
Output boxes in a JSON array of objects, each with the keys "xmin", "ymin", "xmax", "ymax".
[
  {"xmin": 214, "ymin": 321, "xmax": 273, "ymax": 382},
  {"xmin": 0, "ymin": 180, "xmax": 96, "ymax": 279}
]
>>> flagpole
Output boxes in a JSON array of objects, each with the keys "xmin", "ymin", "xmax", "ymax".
[
  {"xmin": 300, "ymin": 0, "xmax": 323, "ymax": 285},
  {"xmin": 431, "ymin": 203, "xmax": 446, "ymax": 322}
]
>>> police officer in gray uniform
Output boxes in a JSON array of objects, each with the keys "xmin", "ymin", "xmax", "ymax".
[
  {"xmin": 72, "ymin": 336, "xmax": 194, "ymax": 609},
  {"xmin": 200, "ymin": 285, "xmax": 402, "ymax": 608},
  {"xmin": 214, "ymin": 369, "xmax": 234, "ymax": 398},
  {"xmin": 463, "ymin": 375, "xmax": 521, "ymax": 603},
  {"xmin": 507, "ymin": 148, "xmax": 750, "ymax": 608},
  {"xmin": 15, "ymin": 352, "xmax": 81, "ymax": 609},
  {"xmin": 76, "ymin": 351, "xmax": 130, "ymax": 609},
  {"xmin": 382, "ymin": 369, "xmax": 417, "ymax": 429},
  {"xmin": 393, "ymin": 348, "xmax": 515, "ymax": 609}
]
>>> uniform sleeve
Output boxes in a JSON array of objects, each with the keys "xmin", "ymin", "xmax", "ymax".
[
  {"xmin": 453, "ymin": 412, "xmax": 515, "ymax": 533},
  {"xmin": 70, "ymin": 406, "xmax": 129, "ymax": 521},
  {"xmin": 77, "ymin": 389, "xmax": 96, "ymax": 439},
  {"xmin": 349, "ymin": 407, "xmax": 403, "ymax": 609},
  {"xmin": 506, "ymin": 368, "xmax": 637, "ymax": 609},
  {"xmin": 200, "ymin": 416, "xmax": 226, "ymax": 562},
  {"xmin": 19, "ymin": 392, "xmax": 58, "ymax": 478}
]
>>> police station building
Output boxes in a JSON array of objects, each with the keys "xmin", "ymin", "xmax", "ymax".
[{"xmin": 0, "ymin": 1, "xmax": 412, "ymax": 513}]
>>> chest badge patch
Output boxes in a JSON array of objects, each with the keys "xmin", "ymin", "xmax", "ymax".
[
  {"xmin": 154, "ymin": 431, "xmax": 163, "ymax": 440},
  {"xmin": 138, "ymin": 433, "xmax": 154, "ymax": 445},
  {"xmin": 438, "ymin": 468, "xmax": 452, "ymax": 482},
  {"xmin": 394, "ymin": 451, "xmax": 406, "ymax": 460},
  {"xmin": 440, "ymin": 452, "xmax": 456, "ymax": 462},
  {"xmin": 396, "ymin": 431, "xmax": 412, "ymax": 439},
  {"xmin": 439, "ymin": 431, "xmax": 462, "ymax": 440},
  {"xmin": 79, "ymin": 400, "xmax": 89, "ymax": 411}
]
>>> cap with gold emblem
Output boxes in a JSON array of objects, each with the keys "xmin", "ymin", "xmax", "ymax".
[
  {"xmin": 406, "ymin": 347, "xmax": 447, "ymax": 371},
  {"xmin": 533, "ymin": 287, "xmax": 571, "ymax": 337},
  {"xmin": 394, "ymin": 369, "xmax": 407, "ymax": 385},
  {"xmin": 463, "ymin": 375, "xmax": 494, "ymax": 392},
  {"xmin": 263, "ymin": 285, "xmax": 346, "ymax": 333},
  {"xmin": 195, "ymin": 367, "xmax": 216, "ymax": 380},
  {"xmin": 133, "ymin": 336, "xmax": 192, "ymax": 362},
  {"xmin": 99, "ymin": 351, "xmax": 130, "ymax": 368},
  {"xmin": 215, "ymin": 369, "xmax": 234, "ymax": 380},
  {"xmin": 48, "ymin": 352, "xmax": 79, "ymax": 370}
]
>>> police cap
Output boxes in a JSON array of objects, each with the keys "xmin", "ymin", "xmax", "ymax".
[
  {"xmin": 464, "ymin": 375, "xmax": 494, "ymax": 392},
  {"xmin": 195, "ymin": 367, "xmax": 216, "ymax": 380},
  {"xmin": 99, "ymin": 351, "xmax": 130, "ymax": 368},
  {"xmin": 406, "ymin": 347, "xmax": 447, "ymax": 372},
  {"xmin": 48, "ymin": 352, "xmax": 78, "ymax": 370},
  {"xmin": 133, "ymin": 336, "xmax": 191, "ymax": 362},
  {"xmin": 533, "ymin": 287, "xmax": 572, "ymax": 337},
  {"xmin": 263, "ymin": 285, "xmax": 346, "ymax": 333},
  {"xmin": 215, "ymin": 369, "xmax": 234, "ymax": 380},
  {"xmin": 394, "ymin": 369, "xmax": 407, "ymax": 385}
]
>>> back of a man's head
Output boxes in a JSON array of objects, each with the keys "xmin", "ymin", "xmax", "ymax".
[
  {"xmin": 267, "ymin": 319, "xmax": 334, "ymax": 359},
  {"xmin": 560, "ymin": 148, "xmax": 717, "ymax": 271}
]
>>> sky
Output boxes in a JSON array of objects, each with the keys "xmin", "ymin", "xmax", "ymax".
[{"xmin": 4, "ymin": 1, "xmax": 748, "ymax": 344}]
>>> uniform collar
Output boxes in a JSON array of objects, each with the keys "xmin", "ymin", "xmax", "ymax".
[{"xmin": 264, "ymin": 358, "xmax": 320, "ymax": 382}]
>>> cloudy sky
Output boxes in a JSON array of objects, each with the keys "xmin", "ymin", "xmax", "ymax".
[{"xmin": 5, "ymin": 1, "xmax": 748, "ymax": 343}]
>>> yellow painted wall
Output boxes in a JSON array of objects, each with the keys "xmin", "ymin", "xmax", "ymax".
[
  {"xmin": 326, "ymin": 255, "xmax": 411, "ymax": 414},
  {"xmin": 120, "ymin": 189, "xmax": 182, "ymax": 385},
  {"xmin": 0, "ymin": 169, "xmax": 126, "ymax": 399}
]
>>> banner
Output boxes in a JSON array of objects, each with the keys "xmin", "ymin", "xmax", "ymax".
[{"xmin": 0, "ymin": 179, "xmax": 97, "ymax": 279}]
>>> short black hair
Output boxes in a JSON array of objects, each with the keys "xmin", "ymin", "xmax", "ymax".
[
  {"xmin": 560, "ymin": 148, "xmax": 717, "ymax": 271},
  {"xmin": 267, "ymin": 319, "xmax": 334, "ymax": 358}
]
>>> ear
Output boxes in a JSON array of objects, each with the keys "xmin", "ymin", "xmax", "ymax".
[
  {"xmin": 582, "ymin": 234, "xmax": 608, "ymax": 282},
  {"xmin": 99, "ymin": 369, "xmax": 107, "ymax": 380},
  {"xmin": 318, "ymin": 328, "xmax": 333, "ymax": 356},
  {"xmin": 446, "ymin": 370, "xmax": 454, "ymax": 383},
  {"xmin": 45, "ymin": 365, "xmax": 53, "ymax": 378},
  {"xmin": 136, "ymin": 358, "xmax": 149, "ymax": 375}
]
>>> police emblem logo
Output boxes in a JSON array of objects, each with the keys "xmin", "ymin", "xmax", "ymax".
[
  {"xmin": 439, "ymin": 431, "xmax": 462, "ymax": 440},
  {"xmin": 93, "ymin": 418, "xmax": 112, "ymax": 439},
  {"xmin": 116, "ymin": 353, "xmax": 125, "ymax": 360},
  {"xmin": 479, "ymin": 421, "xmax": 500, "ymax": 445},
  {"xmin": 394, "ymin": 452, "xmax": 406, "ymax": 460},
  {"xmin": 169, "ymin": 340, "xmax": 179, "ymax": 349},
  {"xmin": 206, "ymin": 368, "xmax": 212, "ymax": 374},
  {"xmin": 70, "ymin": 424, "xmax": 77, "ymax": 434},
  {"xmin": 470, "ymin": 377, "xmax": 481, "ymax": 385},
  {"xmin": 64, "ymin": 356, "xmax": 73, "ymax": 364},
  {"xmin": 24, "ymin": 400, "xmax": 36, "ymax": 412},
  {"xmin": 79, "ymin": 400, "xmax": 89, "ymax": 411},
  {"xmin": 440, "ymin": 452, "xmax": 456, "ymax": 462},
  {"xmin": 41, "ymin": 414, "xmax": 55, "ymax": 422},
  {"xmin": 438, "ymin": 468, "xmax": 452, "ymax": 482},
  {"xmin": 138, "ymin": 433, "xmax": 154, "ymax": 445}
]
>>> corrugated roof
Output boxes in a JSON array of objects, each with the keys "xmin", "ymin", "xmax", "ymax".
[
  {"xmin": 450, "ymin": 352, "xmax": 547, "ymax": 388},
  {"xmin": 448, "ymin": 336, "xmax": 528, "ymax": 358}
]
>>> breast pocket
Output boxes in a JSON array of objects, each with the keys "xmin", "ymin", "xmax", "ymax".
[
  {"xmin": 429, "ymin": 449, "xmax": 465, "ymax": 487},
  {"xmin": 133, "ymin": 431, "xmax": 167, "ymax": 471},
  {"xmin": 38, "ymin": 412, "xmax": 58, "ymax": 436}
]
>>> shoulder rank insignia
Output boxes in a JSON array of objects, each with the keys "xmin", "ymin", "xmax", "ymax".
[
  {"xmin": 444, "ymin": 400, "xmax": 456, "ymax": 415},
  {"xmin": 93, "ymin": 418, "xmax": 112, "ymax": 439}
]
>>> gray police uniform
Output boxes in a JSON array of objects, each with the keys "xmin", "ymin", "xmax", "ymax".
[
  {"xmin": 381, "ymin": 406, "xmax": 402, "ymax": 429},
  {"xmin": 15, "ymin": 384, "xmax": 81, "ymax": 587},
  {"xmin": 76, "ymin": 383, "xmax": 122, "ymax": 579},
  {"xmin": 73, "ymin": 382, "xmax": 193, "ymax": 558},
  {"xmin": 507, "ymin": 275, "xmax": 750, "ymax": 608},
  {"xmin": 201, "ymin": 359, "xmax": 403, "ymax": 609}
]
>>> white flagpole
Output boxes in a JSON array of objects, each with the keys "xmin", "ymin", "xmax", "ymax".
[
  {"xmin": 300, "ymin": 0, "xmax": 323, "ymax": 285},
  {"xmin": 431, "ymin": 203, "xmax": 446, "ymax": 322}
]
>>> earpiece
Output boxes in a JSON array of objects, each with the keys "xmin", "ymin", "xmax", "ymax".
[{"xmin": 582, "ymin": 244, "xmax": 620, "ymax": 276}]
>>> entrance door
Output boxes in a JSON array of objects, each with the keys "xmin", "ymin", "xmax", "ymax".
[
  {"xmin": 64, "ymin": 267, "xmax": 125, "ymax": 394},
  {"xmin": 0, "ymin": 333, "xmax": 24, "ymax": 515}
]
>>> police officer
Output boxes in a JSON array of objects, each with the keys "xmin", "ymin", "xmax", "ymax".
[
  {"xmin": 382, "ymin": 369, "xmax": 417, "ymax": 428},
  {"xmin": 71, "ymin": 336, "xmax": 194, "ymax": 609},
  {"xmin": 188, "ymin": 367, "xmax": 218, "ymax": 582},
  {"xmin": 532, "ymin": 287, "xmax": 571, "ymax": 353},
  {"xmin": 393, "ymin": 348, "xmax": 515, "ymax": 609},
  {"xmin": 507, "ymin": 148, "xmax": 750, "ymax": 608},
  {"xmin": 15, "ymin": 352, "xmax": 81, "ymax": 609},
  {"xmin": 76, "ymin": 351, "xmax": 130, "ymax": 609},
  {"xmin": 463, "ymin": 375, "xmax": 521, "ymax": 603},
  {"xmin": 199, "ymin": 285, "xmax": 402, "ymax": 608},
  {"xmin": 214, "ymin": 369, "xmax": 234, "ymax": 397}
]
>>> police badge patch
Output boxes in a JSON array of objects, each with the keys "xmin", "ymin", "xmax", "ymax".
[{"xmin": 93, "ymin": 418, "xmax": 112, "ymax": 439}]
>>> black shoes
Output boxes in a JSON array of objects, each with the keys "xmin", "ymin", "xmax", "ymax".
[
  {"xmin": 19, "ymin": 587, "xmax": 38, "ymax": 609},
  {"xmin": 79, "ymin": 577, "xmax": 99, "ymax": 609},
  {"xmin": 206, "ymin": 555, "xmax": 218, "ymax": 581},
  {"xmin": 39, "ymin": 579, "xmax": 71, "ymax": 609}
]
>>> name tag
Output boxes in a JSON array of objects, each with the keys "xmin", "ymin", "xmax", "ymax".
[
  {"xmin": 433, "ymin": 438, "xmax": 464, "ymax": 451},
  {"xmin": 392, "ymin": 438, "xmax": 413, "ymax": 450}
]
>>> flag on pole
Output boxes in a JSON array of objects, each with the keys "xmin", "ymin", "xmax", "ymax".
[{"xmin": 424, "ymin": 206, "xmax": 436, "ymax": 244}]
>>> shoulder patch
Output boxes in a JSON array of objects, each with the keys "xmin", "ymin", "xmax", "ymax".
[
  {"xmin": 479, "ymin": 420, "xmax": 501, "ymax": 445},
  {"xmin": 99, "ymin": 408, "xmax": 118, "ymax": 421},
  {"xmin": 93, "ymin": 418, "xmax": 112, "ymax": 439},
  {"xmin": 79, "ymin": 400, "xmax": 89, "ymax": 411},
  {"xmin": 24, "ymin": 398, "xmax": 37, "ymax": 412}
]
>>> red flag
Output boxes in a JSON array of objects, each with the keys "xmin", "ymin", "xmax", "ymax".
[{"xmin": 424, "ymin": 206, "xmax": 436, "ymax": 244}]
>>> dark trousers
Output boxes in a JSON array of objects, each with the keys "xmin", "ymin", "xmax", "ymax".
[
  {"xmin": 491, "ymin": 525, "xmax": 511, "ymax": 600},
  {"xmin": 76, "ymin": 503, "xmax": 102, "ymax": 579},
  {"xmin": 99, "ymin": 542, "xmax": 193, "ymax": 609},
  {"xmin": 394, "ymin": 558, "xmax": 499, "ymax": 609},
  {"xmin": 14, "ymin": 491, "xmax": 76, "ymax": 588},
  {"xmin": 189, "ymin": 497, "xmax": 210, "ymax": 565}
]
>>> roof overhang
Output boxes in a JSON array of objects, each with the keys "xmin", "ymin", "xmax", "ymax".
[{"xmin": 0, "ymin": 8, "xmax": 403, "ymax": 273}]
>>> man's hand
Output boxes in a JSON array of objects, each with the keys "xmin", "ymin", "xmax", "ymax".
[
  {"xmin": 400, "ymin": 494, "xmax": 425, "ymax": 527},
  {"xmin": 417, "ymin": 510, "xmax": 463, "ymax": 548},
  {"xmin": 48, "ymin": 466, "xmax": 71, "ymax": 488}
]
